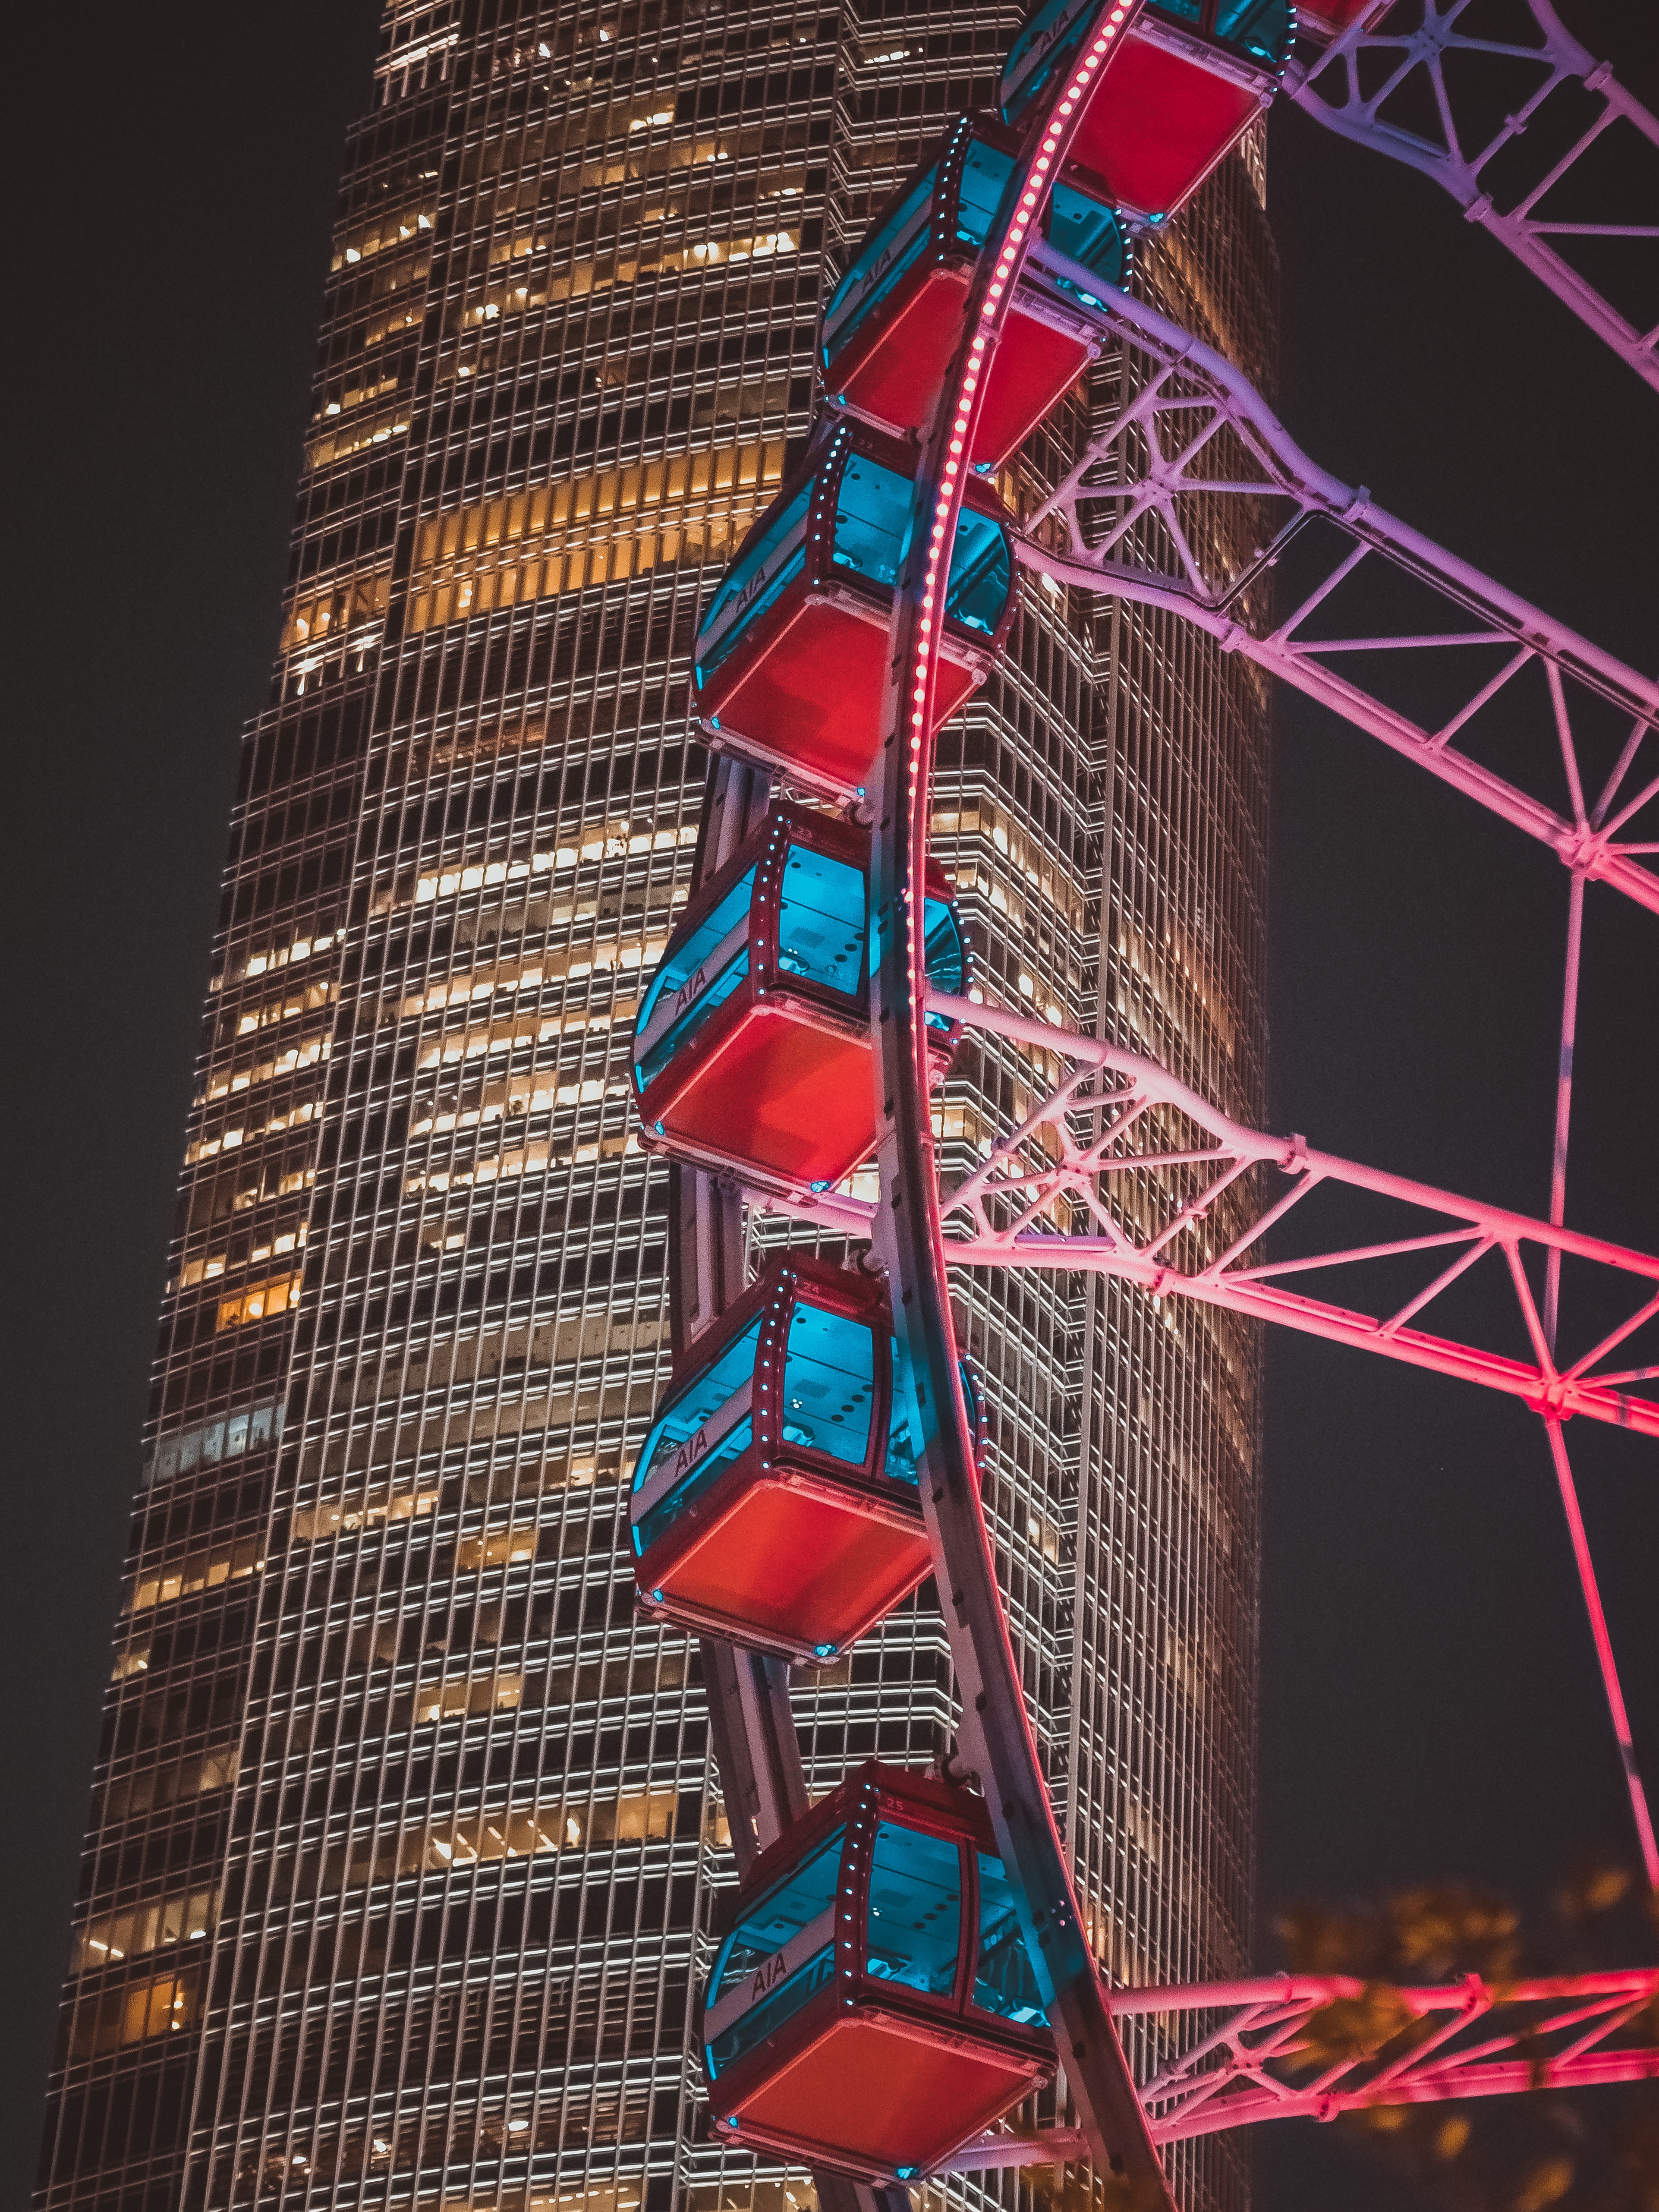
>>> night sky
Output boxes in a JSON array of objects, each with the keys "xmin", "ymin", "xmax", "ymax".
[{"xmin": 4, "ymin": 5, "xmax": 1654, "ymax": 2206}]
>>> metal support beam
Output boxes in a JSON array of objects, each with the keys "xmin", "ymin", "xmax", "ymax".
[
  {"xmin": 1288, "ymin": 0, "xmax": 1659, "ymax": 391},
  {"xmin": 1011, "ymin": 264, "xmax": 1659, "ymax": 913}
]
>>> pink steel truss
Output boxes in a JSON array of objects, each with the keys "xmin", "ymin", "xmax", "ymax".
[
  {"xmin": 784, "ymin": 990, "xmax": 1659, "ymax": 1439},
  {"xmin": 1012, "ymin": 265, "xmax": 1659, "ymax": 913},
  {"xmin": 947, "ymin": 1968, "xmax": 1659, "ymax": 2165},
  {"xmin": 1287, "ymin": 2, "xmax": 1659, "ymax": 392}
]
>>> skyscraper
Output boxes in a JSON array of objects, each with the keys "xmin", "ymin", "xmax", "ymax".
[{"xmin": 36, "ymin": 8, "xmax": 1271, "ymax": 2212}]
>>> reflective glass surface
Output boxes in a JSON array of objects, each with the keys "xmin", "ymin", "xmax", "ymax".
[
  {"xmin": 922, "ymin": 895, "xmax": 966, "ymax": 1026},
  {"xmin": 833, "ymin": 453, "xmax": 1011, "ymax": 638},
  {"xmin": 631, "ymin": 1318, "xmax": 762, "ymax": 1554},
  {"xmin": 823, "ymin": 165, "xmax": 939, "ymax": 360},
  {"xmin": 777, "ymin": 844, "xmax": 866, "ymax": 994},
  {"xmin": 696, "ymin": 483, "xmax": 813, "ymax": 681},
  {"xmin": 1153, "ymin": 0, "xmax": 1294, "ymax": 65},
  {"xmin": 634, "ymin": 870, "xmax": 756, "ymax": 1090},
  {"xmin": 781, "ymin": 1302, "xmax": 876, "ymax": 1464},
  {"xmin": 1045, "ymin": 182, "xmax": 1130, "ymax": 291},
  {"xmin": 1001, "ymin": 0, "xmax": 1092, "ymax": 125},
  {"xmin": 971, "ymin": 1853, "xmax": 1046, "ymax": 2024},
  {"xmin": 941, "ymin": 506, "xmax": 1011, "ymax": 637},
  {"xmin": 705, "ymin": 1829, "xmax": 846, "ymax": 2078},
  {"xmin": 955, "ymin": 135, "xmax": 1017, "ymax": 250},
  {"xmin": 864, "ymin": 1821, "xmax": 962, "ymax": 1997}
]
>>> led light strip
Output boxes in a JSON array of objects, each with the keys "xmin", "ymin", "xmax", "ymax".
[{"xmin": 901, "ymin": 4, "xmax": 1136, "ymax": 993}]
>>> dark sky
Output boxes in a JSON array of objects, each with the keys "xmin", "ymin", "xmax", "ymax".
[{"xmin": 3, "ymin": 5, "xmax": 1654, "ymax": 2207}]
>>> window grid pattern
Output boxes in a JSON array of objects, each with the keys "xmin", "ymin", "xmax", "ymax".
[{"xmin": 35, "ymin": 13, "xmax": 1271, "ymax": 2212}]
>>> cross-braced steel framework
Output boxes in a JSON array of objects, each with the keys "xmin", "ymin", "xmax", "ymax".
[
  {"xmin": 669, "ymin": 0, "xmax": 1659, "ymax": 2197},
  {"xmin": 1288, "ymin": 0, "xmax": 1659, "ymax": 392}
]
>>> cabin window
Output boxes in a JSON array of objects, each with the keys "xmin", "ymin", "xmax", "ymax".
[
  {"xmin": 941, "ymin": 506, "xmax": 1011, "ymax": 637},
  {"xmin": 705, "ymin": 1828, "xmax": 846, "ymax": 2078},
  {"xmin": 865, "ymin": 1822, "xmax": 963, "ymax": 1997},
  {"xmin": 835, "ymin": 455, "xmax": 1010, "ymax": 637},
  {"xmin": 955, "ymin": 136, "xmax": 1017, "ymax": 250},
  {"xmin": 1002, "ymin": 0, "xmax": 1089, "ymax": 125},
  {"xmin": 971, "ymin": 1853, "xmax": 1047, "ymax": 2024},
  {"xmin": 777, "ymin": 844, "xmax": 866, "ymax": 994},
  {"xmin": 634, "ymin": 869, "xmax": 756, "ymax": 1090},
  {"xmin": 696, "ymin": 483, "xmax": 813, "ymax": 681},
  {"xmin": 1045, "ymin": 183, "xmax": 1129, "ymax": 289},
  {"xmin": 631, "ymin": 1317, "xmax": 762, "ymax": 1554},
  {"xmin": 824, "ymin": 164, "xmax": 939, "ymax": 358},
  {"xmin": 781, "ymin": 1301, "xmax": 877, "ymax": 1465},
  {"xmin": 1152, "ymin": 0, "xmax": 1293, "ymax": 65},
  {"xmin": 922, "ymin": 894, "xmax": 967, "ymax": 1014}
]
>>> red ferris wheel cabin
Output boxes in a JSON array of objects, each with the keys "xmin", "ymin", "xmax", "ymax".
[
  {"xmin": 702, "ymin": 1763, "xmax": 1055, "ymax": 2181},
  {"xmin": 821, "ymin": 115, "xmax": 1131, "ymax": 467},
  {"xmin": 630, "ymin": 805, "xmax": 966, "ymax": 1199},
  {"xmin": 693, "ymin": 419, "xmax": 1015, "ymax": 800},
  {"xmin": 1002, "ymin": 0, "xmax": 1294, "ymax": 224},
  {"xmin": 629, "ymin": 1257, "xmax": 934, "ymax": 1664}
]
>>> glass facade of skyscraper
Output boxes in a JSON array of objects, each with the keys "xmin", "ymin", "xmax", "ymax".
[{"xmin": 36, "ymin": 9, "xmax": 1272, "ymax": 2212}]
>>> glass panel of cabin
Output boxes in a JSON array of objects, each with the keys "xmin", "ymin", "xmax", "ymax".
[
  {"xmin": 1160, "ymin": 0, "xmax": 1293, "ymax": 63},
  {"xmin": 922, "ymin": 896, "xmax": 966, "ymax": 1025},
  {"xmin": 940, "ymin": 506, "xmax": 1011, "ymax": 637},
  {"xmin": 824, "ymin": 164, "xmax": 940, "ymax": 359},
  {"xmin": 864, "ymin": 1822, "xmax": 963, "ymax": 1996},
  {"xmin": 631, "ymin": 1317, "xmax": 762, "ymax": 1554},
  {"xmin": 832, "ymin": 452, "xmax": 912, "ymax": 592},
  {"xmin": 705, "ymin": 1829, "xmax": 847, "ymax": 2077},
  {"xmin": 834, "ymin": 456, "xmax": 1009, "ymax": 639},
  {"xmin": 634, "ymin": 869, "xmax": 756, "ymax": 1090},
  {"xmin": 696, "ymin": 482, "xmax": 813, "ymax": 681},
  {"xmin": 970, "ymin": 1852, "xmax": 1047, "ymax": 2024},
  {"xmin": 781, "ymin": 1301, "xmax": 877, "ymax": 1465},
  {"xmin": 1045, "ymin": 182, "xmax": 1129, "ymax": 289},
  {"xmin": 1002, "ymin": 0, "xmax": 1088, "ymax": 125},
  {"xmin": 954, "ymin": 136, "xmax": 1017, "ymax": 250},
  {"xmin": 777, "ymin": 844, "xmax": 867, "ymax": 993}
]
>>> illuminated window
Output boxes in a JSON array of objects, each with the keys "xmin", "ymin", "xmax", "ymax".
[
  {"xmin": 123, "ymin": 1537, "xmax": 265, "ymax": 1615},
  {"xmin": 290, "ymin": 1476, "xmax": 438, "ymax": 1543},
  {"xmin": 406, "ymin": 443, "xmax": 786, "ymax": 632},
  {"xmin": 203, "ymin": 1034, "xmax": 329, "ymax": 1104},
  {"xmin": 455, "ymin": 1522, "xmax": 541, "ymax": 1573},
  {"xmin": 401, "ymin": 1671, "xmax": 524, "ymax": 1727},
  {"xmin": 304, "ymin": 400, "xmax": 414, "ymax": 473},
  {"xmin": 71, "ymin": 1966, "xmax": 200, "ymax": 2060},
  {"xmin": 73, "ymin": 1885, "xmax": 219, "ymax": 1974},
  {"xmin": 215, "ymin": 1271, "xmax": 301, "ymax": 1332}
]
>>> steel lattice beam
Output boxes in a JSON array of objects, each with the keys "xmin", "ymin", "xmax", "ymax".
[
  {"xmin": 1011, "ymin": 262, "xmax": 1659, "ymax": 913},
  {"xmin": 1287, "ymin": 1, "xmax": 1659, "ymax": 391},
  {"xmin": 947, "ymin": 1968, "xmax": 1659, "ymax": 2164},
  {"xmin": 767, "ymin": 992, "xmax": 1659, "ymax": 1438}
]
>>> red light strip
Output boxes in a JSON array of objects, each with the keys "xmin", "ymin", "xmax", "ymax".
[{"xmin": 903, "ymin": 5, "xmax": 1136, "ymax": 986}]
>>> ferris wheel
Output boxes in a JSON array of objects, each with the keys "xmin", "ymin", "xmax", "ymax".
[{"xmin": 621, "ymin": 2, "xmax": 1659, "ymax": 2200}]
